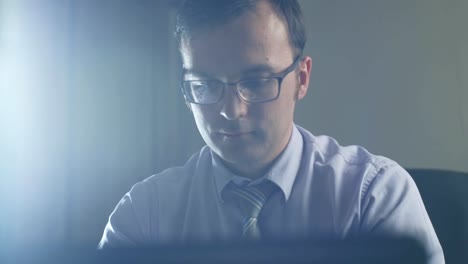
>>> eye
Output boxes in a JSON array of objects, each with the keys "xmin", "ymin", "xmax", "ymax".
[
  {"xmin": 239, "ymin": 78, "xmax": 278, "ymax": 102},
  {"xmin": 184, "ymin": 80, "xmax": 224, "ymax": 104},
  {"xmin": 241, "ymin": 78, "xmax": 277, "ymax": 91},
  {"xmin": 189, "ymin": 81, "xmax": 209, "ymax": 91},
  {"xmin": 190, "ymin": 80, "xmax": 223, "ymax": 91}
]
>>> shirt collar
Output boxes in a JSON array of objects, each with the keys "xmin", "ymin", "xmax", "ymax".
[{"xmin": 212, "ymin": 124, "xmax": 303, "ymax": 202}]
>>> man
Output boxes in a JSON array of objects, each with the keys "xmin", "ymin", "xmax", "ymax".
[{"xmin": 99, "ymin": 0, "xmax": 444, "ymax": 263}]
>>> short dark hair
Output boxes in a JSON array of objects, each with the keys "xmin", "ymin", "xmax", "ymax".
[{"xmin": 174, "ymin": 0, "xmax": 306, "ymax": 57}]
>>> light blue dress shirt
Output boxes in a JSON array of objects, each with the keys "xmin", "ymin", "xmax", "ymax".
[{"xmin": 99, "ymin": 125, "xmax": 444, "ymax": 263}]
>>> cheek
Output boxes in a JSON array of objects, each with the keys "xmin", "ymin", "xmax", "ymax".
[
  {"xmin": 283, "ymin": 76, "xmax": 301, "ymax": 101},
  {"xmin": 251, "ymin": 105, "xmax": 279, "ymax": 136},
  {"xmin": 191, "ymin": 109, "xmax": 215, "ymax": 146},
  {"xmin": 191, "ymin": 106, "xmax": 219, "ymax": 134},
  {"xmin": 261, "ymin": 85, "xmax": 296, "ymax": 134}
]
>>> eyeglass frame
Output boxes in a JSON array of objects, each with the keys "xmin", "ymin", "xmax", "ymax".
[{"xmin": 180, "ymin": 54, "xmax": 303, "ymax": 105}]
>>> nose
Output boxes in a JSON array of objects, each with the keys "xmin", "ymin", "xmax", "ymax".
[{"xmin": 219, "ymin": 86, "xmax": 248, "ymax": 120}]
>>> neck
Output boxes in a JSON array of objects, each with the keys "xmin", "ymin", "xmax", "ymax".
[{"xmin": 221, "ymin": 158, "xmax": 274, "ymax": 180}]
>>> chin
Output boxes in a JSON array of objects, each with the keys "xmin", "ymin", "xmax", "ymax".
[
  {"xmin": 215, "ymin": 144, "xmax": 264, "ymax": 165},
  {"xmin": 207, "ymin": 132, "xmax": 267, "ymax": 163}
]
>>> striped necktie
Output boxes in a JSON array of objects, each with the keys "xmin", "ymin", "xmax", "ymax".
[{"xmin": 224, "ymin": 181, "xmax": 277, "ymax": 240}]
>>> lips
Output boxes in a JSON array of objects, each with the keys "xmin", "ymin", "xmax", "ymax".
[{"xmin": 218, "ymin": 129, "xmax": 252, "ymax": 138}]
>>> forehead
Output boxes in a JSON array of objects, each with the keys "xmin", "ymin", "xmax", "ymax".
[{"xmin": 180, "ymin": 1, "xmax": 294, "ymax": 78}]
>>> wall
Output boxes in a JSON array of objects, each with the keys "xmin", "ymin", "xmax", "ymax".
[{"xmin": 297, "ymin": 0, "xmax": 468, "ymax": 172}]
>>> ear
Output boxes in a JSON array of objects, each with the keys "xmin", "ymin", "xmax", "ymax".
[{"xmin": 296, "ymin": 56, "xmax": 312, "ymax": 100}]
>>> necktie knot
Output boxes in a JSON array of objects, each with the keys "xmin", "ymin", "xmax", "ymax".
[{"xmin": 223, "ymin": 181, "xmax": 277, "ymax": 239}]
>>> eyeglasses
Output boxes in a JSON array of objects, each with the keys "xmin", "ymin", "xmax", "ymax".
[{"xmin": 181, "ymin": 56, "xmax": 302, "ymax": 105}]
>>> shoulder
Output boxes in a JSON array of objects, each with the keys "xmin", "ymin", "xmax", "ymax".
[
  {"xmin": 114, "ymin": 144, "xmax": 212, "ymax": 207},
  {"xmin": 297, "ymin": 125, "xmax": 391, "ymax": 167},
  {"xmin": 133, "ymin": 145, "xmax": 212, "ymax": 194},
  {"xmin": 295, "ymin": 126, "xmax": 443, "ymax": 262},
  {"xmin": 98, "ymin": 146, "xmax": 212, "ymax": 247},
  {"xmin": 296, "ymin": 125, "xmax": 408, "ymax": 196}
]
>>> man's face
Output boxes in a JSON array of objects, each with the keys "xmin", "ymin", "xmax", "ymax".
[{"xmin": 180, "ymin": 2, "xmax": 311, "ymax": 176}]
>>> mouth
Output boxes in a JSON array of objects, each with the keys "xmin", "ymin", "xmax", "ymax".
[{"xmin": 218, "ymin": 130, "xmax": 253, "ymax": 139}]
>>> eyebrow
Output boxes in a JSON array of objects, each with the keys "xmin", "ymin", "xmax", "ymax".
[
  {"xmin": 182, "ymin": 69, "xmax": 213, "ymax": 79},
  {"xmin": 240, "ymin": 64, "xmax": 277, "ymax": 76},
  {"xmin": 182, "ymin": 63, "xmax": 279, "ymax": 80}
]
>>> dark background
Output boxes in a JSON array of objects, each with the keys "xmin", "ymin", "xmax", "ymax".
[{"xmin": 0, "ymin": 0, "xmax": 466, "ymax": 247}]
